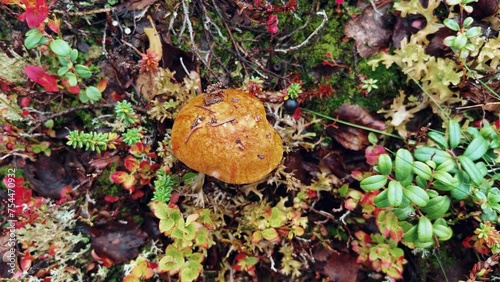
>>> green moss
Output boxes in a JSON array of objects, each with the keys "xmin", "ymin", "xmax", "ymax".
[
  {"xmin": 294, "ymin": 13, "xmax": 352, "ymax": 66},
  {"xmin": 91, "ymin": 164, "xmax": 123, "ymax": 199}
]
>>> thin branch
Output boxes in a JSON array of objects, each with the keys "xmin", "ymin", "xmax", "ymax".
[
  {"xmin": 275, "ymin": 11, "xmax": 328, "ymax": 53},
  {"xmin": 32, "ymin": 103, "xmax": 147, "ymax": 125}
]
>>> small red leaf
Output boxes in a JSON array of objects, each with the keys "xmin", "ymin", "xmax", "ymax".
[
  {"xmin": 124, "ymin": 155, "xmax": 139, "ymax": 172},
  {"xmin": 24, "ymin": 65, "xmax": 59, "ymax": 92},
  {"xmin": 104, "ymin": 195, "xmax": 119, "ymax": 203},
  {"xmin": 47, "ymin": 17, "xmax": 60, "ymax": 33},
  {"xmin": 110, "ymin": 171, "xmax": 136, "ymax": 191},
  {"xmin": 62, "ymin": 78, "xmax": 80, "ymax": 94},
  {"xmin": 131, "ymin": 190, "xmax": 144, "ymax": 199},
  {"xmin": 266, "ymin": 15, "xmax": 279, "ymax": 34},
  {"xmin": 23, "ymin": 0, "xmax": 49, "ymax": 28}
]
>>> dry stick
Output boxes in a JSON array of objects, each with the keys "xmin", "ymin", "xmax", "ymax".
[
  {"xmin": 31, "ymin": 103, "xmax": 147, "ymax": 127},
  {"xmin": 184, "ymin": 124, "xmax": 203, "ymax": 143},
  {"xmin": 210, "ymin": 118, "xmax": 235, "ymax": 127},
  {"xmin": 195, "ymin": 105, "xmax": 215, "ymax": 113},
  {"xmin": 52, "ymin": 7, "xmax": 115, "ymax": 16},
  {"xmin": 277, "ymin": 0, "xmax": 316, "ymax": 42},
  {"xmin": 275, "ymin": 10, "xmax": 328, "ymax": 54}
]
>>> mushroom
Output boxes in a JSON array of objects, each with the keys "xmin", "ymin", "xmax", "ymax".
[{"xmin": 171, "ymin": 89, "xmax": 284, "ymax": 184}]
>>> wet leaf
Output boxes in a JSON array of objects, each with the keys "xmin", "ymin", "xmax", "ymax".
[
  {"xmin": 24, "ymin": 150, "xmax": 84, "ymax": 199},
  {"xmin": 91, "ymin": 223, "xmax": 147, "ymax": 264}
]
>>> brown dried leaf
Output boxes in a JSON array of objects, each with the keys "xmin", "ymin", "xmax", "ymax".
[
  {"xmin": 323, "ymin": 252, "xmax": 359, "ymax": 282},
  {"xmin": 326, "ymin": 104, "xmax": 386, "ymax": 151},
  {"xmin": 24, "ymin": 150, "xmax": 86, "ymax": 199},
  {"xmin": 136, "ymin": 71, "xmax": 159, "ymax": 102},
  {"xmin": 344, "ymin": 5, "xmax": 393, "ymax": 57},
  {"xmin": 91, "ymin": 223, "xmax": 147, "ymax": 264}
]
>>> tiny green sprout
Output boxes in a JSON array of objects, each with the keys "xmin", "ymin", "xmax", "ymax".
[
  {"xmin": 66, "ymin": 130, "xmax": 118, "ymax": 153},
  {"xmin": 122, "ymin": 128, "xmax": 143, "ymax": 145},
  {"xmin": 361, "ymin": 78, "xmax": 379, "ymax": 93},
  {"xmin": 286, "ymin": 83, "xmax": 302, "ymax": 100},
  {"xmin": 115, "ymin": 101, "xmax": 138, "ymax": 126},
  {"xmin": 152, "ymin": 170, "xmax": 177, "ymax": 203}
]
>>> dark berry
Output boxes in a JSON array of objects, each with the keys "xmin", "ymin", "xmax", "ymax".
[{"xmin": 284, "ymin": 99, "xmax": 299, "ymax": 114}]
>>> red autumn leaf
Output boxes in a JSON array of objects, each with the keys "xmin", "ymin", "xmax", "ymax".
[
  {"xmin": 129, "ymin": 142, "xmax": 145, "ymax": 156},
  {"xmin": 110, "ymin": 171, "xmax": 136, "ymax": 192},
  {"xmin": 56, "ymin": 185, "xmax": 73, "ymax": 204},
  {"xmin": 47, "ymin": 17, "xmax": 60, "ymax": 33},
  {"xmin": 1, "ymin": 0, "xmax": 19, "ymax": 4},
  {"xmin": 24, "ymin": 65, "xmax": 59, "ymax": 92},
  {"xmin": 21, "ymin": 0, "xmax": 49, "ymax": 28},
  {"xmin": 462, "ymin": 236, "xmax": 474, "ymax": 248},
  {"xmin": 61, "ymin": 78, "xmax": 80, "ymax": 94},
  {"xmin": 97, "ymin": 78, "xmax": 108, "ymax": 92},
  {"xmin": 124, "ymin": 155, "xmax": 139, "ymax": 172},
  {"xmin": 267, "ymin": 15, "xmax": 279, "ymax": 34},
  {"xmin": 20, "ymin": 251, "xmax": 34, "ymax": 272},
  {"xmin": 131, "ymin": 190, "xmax": 144, "ymax": 199},
  {"xmin": 104, "ymin": 195, "xmax": 119, "ymax": 203},
  {"xmin": 292, "ymin": 107, "xmax": 302, "ymax": 120},
  {"xmin": 365, "ymin": 145, "xmax": 387, "ymax": 166}
]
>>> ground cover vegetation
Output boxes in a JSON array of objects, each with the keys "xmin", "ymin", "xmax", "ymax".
[{"xmin": 1, "ymin": 0, "xmax": 500, "ymax": 281}]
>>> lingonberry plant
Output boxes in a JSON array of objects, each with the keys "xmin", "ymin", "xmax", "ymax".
[{"xmin": 355, "ymin": 118, "xmax": 500, "ymax": 277}]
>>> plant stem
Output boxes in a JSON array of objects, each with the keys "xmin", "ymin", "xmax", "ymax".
[{"xmin": 302, "ymin": 108, "xmax": 403, "ymax": 139}]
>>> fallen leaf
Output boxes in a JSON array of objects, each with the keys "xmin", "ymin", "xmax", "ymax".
[
  {"xmin": 344, "ymin": 5, "xmax": 393, "ymax": 57},
  {"xmin": 323, "ymin": 252, "xmax": 359, "ymax": 282},
  {"xmin": 24, "ymin": 150, "xmax": 85, "ymax": 199},
  {"xmin": 91, "ymin": 223, "xmax": 147, "ymax": 264},
  {"xmin": 24, "ymin": 65, "xmax": 59, "ymax": 93},
  {"xmin": 326, "ymin": 104, "xmax": 386, "ymax": 151}
]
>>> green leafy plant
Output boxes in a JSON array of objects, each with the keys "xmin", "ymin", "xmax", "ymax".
[
  {"xmin": 23, "ymin": 26, "xmax": 102, "ymax": 102},
  {"xmin": 359, "ymin": 119, "xmax": 500, "ymax": 252},
  {"xmin": 150, "ymin": 202, "xmax": 215, "ymax": 282},
  {"xmin": 443, "ymin": 17, "xmax": 482, "ymax": 59},
  {"xmin": 152, "ymin": 170, "xmax": 177, "ymax": 203},
  {"xmin": 115, "ymin": 101, "xmax": 139, "ymax": 126},
  {"xmin": 122, "ymin": 128, "xmax": 144, "ymax": 146},
  {"xmin": 285, "ymin": 83, "xmax": 303, "ymax": 100},
  {"xmin": 66, "ymin": 131, "xmax": 120, "ymax": 153},
  {"xmin": 361, "ymin": 78, "xmax": 379, "ymax": 93}
]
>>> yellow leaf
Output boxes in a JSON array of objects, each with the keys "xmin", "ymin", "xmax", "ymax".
[{"xmin": 144, "ymin": 27, "xmax": 162, "ymax": 61}]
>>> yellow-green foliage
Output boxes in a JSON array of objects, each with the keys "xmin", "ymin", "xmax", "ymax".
[{"xmin": 371, "ymin": 0, "xmax": 500, "ymax": 117}]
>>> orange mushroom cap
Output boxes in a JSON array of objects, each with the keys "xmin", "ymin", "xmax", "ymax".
[{"xmin": 171, "ymin": 89, "xmax": 284, "ymax": 184}]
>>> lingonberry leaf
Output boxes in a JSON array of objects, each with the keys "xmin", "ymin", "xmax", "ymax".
[{"xmin": 50, "ymin": 39, "xmax": 71, "ymax": 56}]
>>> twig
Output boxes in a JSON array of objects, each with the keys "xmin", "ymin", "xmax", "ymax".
[
  {"xmin": 179, "ymin": 57, "xmax": 191, "ymax": 77},
  {"xmin": 195, "ymin": 105, "xmax": 215, "ymax": 113},
  {"xmin": 0, "ymin": 151, "xmax": 34, "ymax": 161},
  {"xmin": 181, "ymin": 0, "xmax": 195, "ymax": 44},
  {"xmin": 32, "ymin": 103, "xmax": 147, "ymax": 126},
  {"xmin": 52, "ymin": 7, "xmax": 114, "ymax": 16},
  {"xmin": 275, "ymin": 11, "xmax": 328, "ymax": 53},
  {"xmin": 277, "ymin": 0, "xmax": 316, "ymax": 42},
  {"xmin": 210, "ymin": 118, "xmax": 235, "ymax": 126},
  {"xmin": 102, "ymin": 20, "xmax": 109, "ymax": 58}
]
